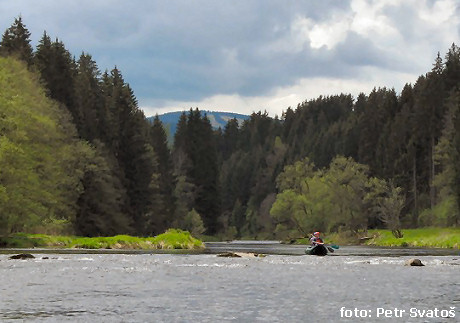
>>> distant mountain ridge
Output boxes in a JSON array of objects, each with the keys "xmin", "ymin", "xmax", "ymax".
[{"xmin": 149, "ymin": 110, "xmax": 250, "ymax": 136}]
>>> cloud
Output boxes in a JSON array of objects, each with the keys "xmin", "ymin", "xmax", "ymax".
[
  {"xmin": 141, "ymin": 65, "xmax": 417, "ymax": 117},
  {"xmin": 0, "ymin": 0, "xmax": 459, "ymax": 117}
]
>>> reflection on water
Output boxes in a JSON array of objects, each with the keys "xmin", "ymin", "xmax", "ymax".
[{"xmin": 0, "ymin": 245, "xmax": 459, "ymax": 322}]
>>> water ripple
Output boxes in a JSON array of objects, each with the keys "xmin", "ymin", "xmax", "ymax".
[{"xmin": 1, "ymin": 252, "xmax": 459, "ymax": 322}]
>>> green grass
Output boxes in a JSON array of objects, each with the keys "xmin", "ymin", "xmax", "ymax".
[
  {"xmin": 0, "ymin": 229, "xmax": 204, "ymax": 250},
  {"xmin": 365, "ymin": 228, "xmax": 460, "ymax": 249},
  {"xmin": 150, "ymin": 229, "xmax": 204, "ymax": 249},
  {"xmin": 286, "ymin": 228, "xmax": 460, "ymax": 249}
]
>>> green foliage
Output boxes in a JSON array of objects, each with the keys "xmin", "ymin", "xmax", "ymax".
[
  {"xmin": 28, "ymin": 218, "xmax": 74, "ymax": 236},
  {"xmin": 374, "ymin": 181, "xmax": 405, "ymax": 238},
  {"xmin": 74, "ymin": 141, "xmax": 132, "ymax": 236},
  {"xmin": 366, "ymin": 228, "xmax": 460, "ymax": 249},
  {"xmin": 173, "ymin": 175, "xmax": 196, "ymax": 227},
  {"xmin": 323, "ymin": 156, "xmax": 372, "ymax": 232},
  {"xmin": 70, "ymin": 235, "xmax": 147, "ymax": 249},
  {"xmin": 2, "ymin": 17, "xmax": 460, "ymax": 240},
  {"xmin": 0, "ymin": 57, "xmax": 86, "ymax": 235},
  {"xmin": 429, "ymin": 89, "xmax": 460, "ymax": 227},
  {"xmin": 271, "ymin": 156, "xmax": 405, "ymax": 239},
  {"xmin": 149, "ymin": 115, "xmax": 174, "ymax": 225},
  {"xmin": 0, "ymin": 16, "xmax": 33, "ymax": 66},
  {"xmin": 418, "ymin": 197, "xmax": 458, "ymax": 227},
  {"xmin": 35, "ymin": 34, "xmax": 76, "ymax": 109},
  {"xmin": 32, "ymin": 21, "xmax": 168, "ymax": 237},
  {"xmin": 275, "ymin": 157, "xmax": 316, "ymax": 193},
  {"xmin": 182, "ymin": 209, "xmax": 206, "ymax": 237},
  {"xmin": 172, "ymin": 109, "xmax": 220, "ymax": 234},
  {"xmin": 150, "ymin": 229, "xmax": 204, "ymax": 249},
  {"xmin": 223, "ymin": 226, "xmax": 238, "ymax": 240},
  {"xmin": 0, "ymin": 230, "xmax": 204, "ymax": 249},
  {"xmin": 0, "ymin": 233, "xmax": 73, "ymax": 248}
]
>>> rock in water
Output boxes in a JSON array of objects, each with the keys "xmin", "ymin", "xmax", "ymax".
[
  {"xmin": 217, "ymin": 252, "xmax": 265, "ymax": 258},
  {"xmin": 9, "ymin": 253, "xmax": 35, "ymax": 260},
  {"xmin": 405, "ymin": 258, "xmax": 424, "ymax": 266},
  {"xmin": 217, "ymin": 252, "xmax": 242, "ymax": 258}
]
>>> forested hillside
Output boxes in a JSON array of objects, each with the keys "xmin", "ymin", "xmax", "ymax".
[{"xmin": 1, "ymin": 17, "xmax": 459, "ymax": 239}]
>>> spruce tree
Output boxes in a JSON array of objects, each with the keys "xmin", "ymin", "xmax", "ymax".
[
  {"xmin": 73, "ymin": 53, "xmax": 104, "ymax": 140},
  {"xmin": 0, "ymin": 16, "xmax": 34, "ymax": 66},
  {"xmin": 172, "ymin": 112, "xmax": 195, "ymax": 227},
  {"xmin": 172, "ymin": 109, "xmax": 221, "ymax": 234},
  {"xmin": 75, "ymin": 141, "xmax": 132, "ymax": 236},
  {"xmin": 35, "ymin": 36, "xmax": 76, "ymax": 114},
  {"xmin": 150, "ymin": 115, "xmax": 175, "ymax": 227},
  {"xmin": 222, "ymin": 118, "xmax": 239, "ymax": 160},
  {"xmin": 444, "ymin": 43, "xmax": 460, "ymax": 91}
]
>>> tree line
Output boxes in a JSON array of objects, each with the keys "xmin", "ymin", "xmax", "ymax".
[
  {"xmin": 1, "ymin": 17, "xmax": 459, "ymax": 239},
  {"xmin": 1, "ymin": 17, "xmax": 171, "ymax": 236}
]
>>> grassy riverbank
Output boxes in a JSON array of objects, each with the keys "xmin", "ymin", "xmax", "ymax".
[
  {"xmin": 291, "ymin": 227, "xmax": 460, "ymax": 249},
  {"xmin": 364, "ymin": 228, "xmax": 460, "ymax": 249},
  {"xmin": 0, "ymin": 229, "xmax": 204, "ymax": 250}
]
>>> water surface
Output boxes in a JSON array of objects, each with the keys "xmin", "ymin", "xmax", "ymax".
[{"xmin": 0, "ymin": 244, "xmax": 458, "ymax": 322}]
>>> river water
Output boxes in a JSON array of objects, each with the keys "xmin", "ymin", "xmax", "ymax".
[{"xmin": 0, "ymin": 243, "xmax": 459, "ymax": 322}]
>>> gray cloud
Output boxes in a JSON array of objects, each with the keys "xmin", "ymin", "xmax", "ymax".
[{"xmin": 1, "ymin": 0, "xmax": 459, "ymax": 115}]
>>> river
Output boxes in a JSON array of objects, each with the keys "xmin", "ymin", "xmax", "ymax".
[{"xmin": 0, "ymin": 242, "xmax": 459, "ymax": 322}]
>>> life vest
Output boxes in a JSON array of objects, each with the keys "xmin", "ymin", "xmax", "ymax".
[{"xmin": 310, "ymin": 236, "xmax": 323, "ymax": 245}]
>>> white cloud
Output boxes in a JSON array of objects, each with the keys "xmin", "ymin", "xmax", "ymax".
[
  {"xmin": 350, "ymin": 0, "xmax": 400, "ymax": 38},
  {"xmin": 284, "ymin": 0, "xmax": 458, "ymax": 60},
  {"xmin": 281, "ymin": 0, "xmax": 405, "ymax": 53},
  {"xmin": 417, "ymin": 0, "xmax": 459, "ymax": 48},
  {"xmin": 308, "ymin": 16, "xmax": 351, "ymax": 49},
  {"xmin": 419, "ymin": 0, "xmax": 457, "ymax": 24},
  {"xmin": 290, "ymin": 15, "xmax": 351, "ymax": 50}
]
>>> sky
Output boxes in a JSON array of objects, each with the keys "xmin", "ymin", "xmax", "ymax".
[{"xmin": 1, "ymin": 0, "xmax": 459, "ymax": 117}]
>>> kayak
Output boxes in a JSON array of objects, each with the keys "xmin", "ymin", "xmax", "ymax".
[{"xmin": 305, "ymin": 244, "xmax": 329, "ymax": 256}]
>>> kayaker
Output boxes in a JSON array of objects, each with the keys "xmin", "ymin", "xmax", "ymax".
[{"xmin": 310, "ymin": 232, "xmax": 324, "ymax": 246}]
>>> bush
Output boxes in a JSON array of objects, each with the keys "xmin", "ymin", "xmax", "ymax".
[
  {"xmin": 182, "ymin": 209, "xmax": 206, "ymax": 237},
  {"xmin": 150, "ymin": 229, "xmax": 204, "ymax": 249}
]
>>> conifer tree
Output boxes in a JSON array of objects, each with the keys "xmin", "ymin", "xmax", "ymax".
[
  {"xmin": 150, "ymin": 115, "xmax": 175, "ymax": 227},
  {"xmin": 73, "ymin": 53, "xmax": 104, "ymax": 140},
  {"xmin": 0, "ymin": 16, "xmax": 34, "ymax": 66},
  {"xmin": 35, "ymin": 36, "xmax": 76, "ymax": 114},
  {"xmin": 75, "ymin": 141, "xmax": 132, "ymax": 236},
  {"xmin": 222, "ymin": 118, "xmax": 239, "ymax": 160},
  {"xmin": 172, "ymin": 109, "xmax": 221, "ymax": 233},
  {"xmin": 430, "ymin": 90, "xmax": 460, "ymax": 226},
  {"xmin": 186, "ymin": 110, "xmax": 221, "ymax": 233},
  {"xmin": 444, "ymin": 43, "xmax": 460, "ymax": 91},
  {"xmin": 34, "ymin": 32, "xmax": 52, "ymax": 82}
]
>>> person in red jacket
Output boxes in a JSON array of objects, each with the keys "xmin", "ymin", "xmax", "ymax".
[{"xmin": 309, "ymin": 232, "xmax": 324, "ymax": 246}]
